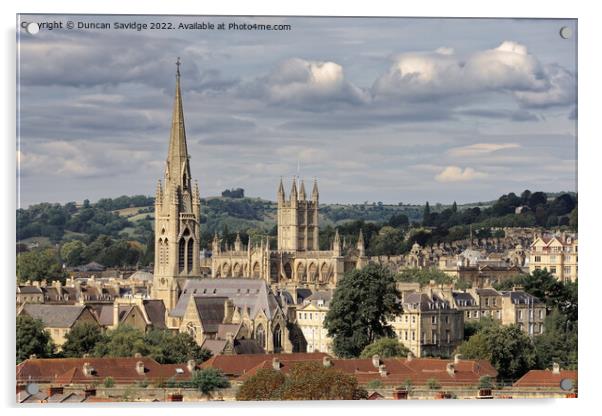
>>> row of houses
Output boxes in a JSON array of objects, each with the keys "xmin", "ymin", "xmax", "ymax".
[
  {"xmin": 16, "ymin": 354, "xmax": 576, "ymax": 402},
  {"xmin": 295, "ymin": 284, "xmax": 546, "ymax": 357}
]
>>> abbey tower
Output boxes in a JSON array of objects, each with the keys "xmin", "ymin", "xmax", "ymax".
[
  {"xmin": 152, "ymin": 60, "xmax": 201, "ymax": 310},
  {"xmin": 277, "ymin": 178, "xmax": 320, "ymax": 251}
]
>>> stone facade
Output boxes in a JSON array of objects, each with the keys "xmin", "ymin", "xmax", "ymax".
[{"xmin": 529, "ymin": 232, "xmax": 578, "ymax": 282}]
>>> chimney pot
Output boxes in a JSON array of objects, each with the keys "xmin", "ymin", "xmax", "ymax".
[
  {"xmin": 272, "ymin": 357, "xmax": 280, "ymax": 371},
  {"xmin": 407, "ymin": 352, "xmax": 413, "ymax": 362},
  {"xmin": 135, "ymin": 361, "xmax": 145, "ymax": 375},
  {"xmin": 322, "ymin": 356, "xmax": 332, "ymax": 368},
  {"xmin": 552, "ymin": 362, "xmax": 560, "ymax": 374},
  {"xmin": 454, "ymin": 354, "xmax": 462, "ymax": 364},
  {"xmin": 446, "ymin": 362, "xmax": 455, "ymax": 376},
  {"xmin": 187, "ymin": 359, "xmax": 196, "ymax": 372},
  {"xmin": 371, "ymin": 354, "xmax": 381, "ymax": 368},
  {"xmin": 379, "ymin": 364, "xmax": 388, "ymax": 377}
]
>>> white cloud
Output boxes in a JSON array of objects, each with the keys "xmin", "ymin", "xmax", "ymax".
[
  {"xmin": 372, "ymin": 41, "xmax": 573, "ymax": 107},
  {"xmin": 435, "ymin": 166, "xmax": 487, "ymax": 183},
  {"xmin": 251, "ymin": 58, "xmax": 369, "ymax": 108},
  {"xmin": 448, "ymin": 143, "xmax": 521, "ymax": 157}
]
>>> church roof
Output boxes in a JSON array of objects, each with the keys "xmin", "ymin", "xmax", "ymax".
[{"xmin": 171, "ymin": 278, "xmax": 282, "ymax": 320}]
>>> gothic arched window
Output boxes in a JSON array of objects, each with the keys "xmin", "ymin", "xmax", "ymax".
[
  {"xmin": 255, "ymin": 324, "xmax": 266, "ymax": 349},
  {"xmin": 178, "ymin": 238, "xmax": 186, "ymax": 273},
  {"xmin": 187, "ymin": 238, "xmax": 193, "ymax": 272},
  {"xmin": 273, "ymin": 324, "xmax": 282, "ymax": 351}
]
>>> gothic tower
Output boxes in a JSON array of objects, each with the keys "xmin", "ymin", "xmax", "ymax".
[
  {"xmin": 277, "ymin": 178, "xmax": 319, "ymax": 251},
  {"xmin": 153, "ymin": 59, "xmax": 201, "ymax": 311}
]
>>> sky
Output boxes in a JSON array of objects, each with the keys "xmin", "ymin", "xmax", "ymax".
[{"xmin": 17, "ymin": 15, "xmax": 577, "ymax": 207}]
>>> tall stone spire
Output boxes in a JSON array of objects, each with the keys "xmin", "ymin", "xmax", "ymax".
[
  {"xmin": 290, "ymin": 178, "xmax": 298, "ymax": 202},
  {"xmin": 166, "ymin": 57, "xmax": 191, "ymax": 192}
]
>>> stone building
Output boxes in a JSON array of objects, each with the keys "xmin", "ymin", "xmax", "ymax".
[
  {"xmin": 210, "ymin": 180, "xmax": 368, "ymax": 291},
  {"xmin": 390, "ymin": 291, "xmax": 464, "ymax": 358},
  {"xmin": 295, "ymin": 290, "xmax": 333, "ymax": 353},
  {"xmin": 168, "ymin": 278, "xmax": 292, "ymax": 353},
  {"xmin": 529, "ymin": 232, "xmax": 578, "ymax": 282}
]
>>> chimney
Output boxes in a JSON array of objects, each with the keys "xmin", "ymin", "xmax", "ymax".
[
  {"xmin": 406, "ymin": 351, "xmax": 413, "ymax": 362},
  {"xmin": 135, "ymin": 361, "xmax": 145, "ymax": 375},
  {"xmin": 134, "ymin": 352, "xmax": 142, "ymax": 358},
  {"xmin": 112, "ymin": 302, "xmax": 120, "ymax": 328},
  {"xmin": 187, "ymin": 359, "xmax": 196, "ymax": 373},
  {"xmin": 446, "ymin": 362, "xmax": 455, "ymax": 377},
  {"xmin": 552, "ymin": 362, "xmax": 560, "ymax": 374},
  {"xmin": 32, "ymin": 281, "xmax": 40, "ymax": 288},
  {"xmin": 454, "ymin": 354, "xmax": 462, "ymax": 364},
  {"xmin": 82, "ymin": 362, "xmax": 94, "ymax": 377},
  {"xmin": 272, "ymin": 357, "xmax": 281, "ymax": 371},
  {"xmin": 372, "ymin": 354, "xmax": 381, "ymax": 368},
  {"xmin": 379, "ymin": 364, "xmax": 388, "ymax": 377},
  {"xmin": 323, "ymin": 356, "xmax": 332, "ymax": 368},
  {"xmin": 29, "ymin": 354, "xmax": 37, "ymax": 360}
]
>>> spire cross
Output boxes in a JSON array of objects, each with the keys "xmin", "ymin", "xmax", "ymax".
[{"xmin": 176, "ymin": 57, "xmax": 181, "ymax": 76}]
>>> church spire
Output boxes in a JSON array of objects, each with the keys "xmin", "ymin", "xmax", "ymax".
[
  {"xmin": 299, "ymin": 180, "xmax": 307, "ymax": 200},
  {"xmin": 277, "ymin": 177, "xmax": 285, "ymax": 203},
  {"xmin": 312, "ymin": 178, "xmax": 319, "ymax": 202},
  {"xmin": 290, "ymin": 177, "xmax": 298, "ymax": 201},
  {"xmin": 166, "ymin": 57, "xmax": 191, "ymax": 191}
]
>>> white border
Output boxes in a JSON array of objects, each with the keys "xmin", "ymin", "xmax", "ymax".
[{"xmin": 2, "ymin": 1, "xmax": 601, "ymax": 415}]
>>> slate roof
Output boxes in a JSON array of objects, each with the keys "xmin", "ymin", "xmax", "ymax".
[
  {"xmin": 96, "ymin": 304, "xmax": 141, "ymax": 327},
  {"xmin": 171, "ymin": 278, "xmax": 282, "ymax": 320},
  {"xmin": 142, "ymin": 299, "xmax": 166, "ymax": 329},
  {"xmin": 452, "ymin": 292, "xmax": 477, "ymax": 307},
  {"xmin": 475, "ymin": 288, "xmax": 500, "ymax": 297},
  {"xmin": 19, "ymin": 304, "xmax": 93, "ymax": 328},
  {"xmin": 499, "ymin": 290, "xmax": 543, "ymax": 305},
  {"xmin": 403, "ymin": 293, "xmax": 451, "ymax": 311},
  {"xmin": 201, "ymin": 352, "xmax": 329, "ymax": 377},
  {"xmin": 17, "ymin": 286, "xmax": 43, "ymax": 295},
  {"xmin": 194, "ymin": 296, "xmax": 227, "ymax": 333}
]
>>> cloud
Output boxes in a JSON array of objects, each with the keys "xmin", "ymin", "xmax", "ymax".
[
  {"xmin": 448, "ymin": 143, "xmax": 521, "ymax": 158},
  {"xmin": 435, "ymin": 166, "xmax": 487, "ymax": 182},
  {"xmin": 372, "ymin": 41, "xmax": 573, "ymax": 108},
  {"xmin": 241, "ymin": 58, "xmax": 369, "ymax": 110}
]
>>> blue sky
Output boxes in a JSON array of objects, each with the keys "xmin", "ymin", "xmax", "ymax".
[{"xmin": 17, "ymin": 15, "xmax": 577, "ymax": 206}]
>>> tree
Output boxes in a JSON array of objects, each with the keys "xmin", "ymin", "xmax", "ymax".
[
  {"xmin": 494, "ymin": 269, "xmax": 577, "ymax": 321},
  {"xmin": 103, "ymin": 377, "xmax": 115, "ymax": 388},
  {"xmin": 388, "ymin": 213, "xmax": 409, "ymax": 228},
  {"xmin": 426, "ymin": 378, "xmax": 441, "ymax": 390},
  {"xmin": 360, "ymin": 337, "xmax": 410, "ymax": 359},
  {"xmin": 62, "ymin": 322, "xmax": 104, "ymax": 358},
  {"xmin": 236, "ymin": 369, "xmax": 286, "ymax": 401},
  {"xmin": 282, "ymin": 362, "xmax": 363, "ymax": 400},
  {"xmin": 16, "ymin": 248, "xmax": 65, "ymax": 283},
  {"xmin": 422, "ymin": 202, "xmax": 431, "ymax": 226},
  {"xmin": 368, "ymin": 226, "xmax": 404, "ymax": 256},
  {"xmin": 534, "ymin": 309, "xmax": 578, "ymax": 370},
  {"xmin": 456, "ymin": 323, "xmax": 536, "ymax": 380},
  {"xmin": 144, "ymin": 330, "xmax": 212, "ymax": 364},
  {"xmin": 324, "ymin": 264, "xmax": 402, "ymax": 358},
  {"xmin": 60, "ymin": 240, "xmax": 86, "ymax": 267},
  {"xmin": 569, "ymin": 206, "xmax": 578, "ymax": 230},
  {"xmin": 189, "ymin": 368, "xmax": 230, "ymax": 395},
  {"xmin": 397, "ymin": 268, "xmax": 453, "ymax": 287},
  {"xmin": 93, "ymin": 325, "xmax": 149, "ymax": 357},
  {"xmin": 451, "ymin": 201, "xmax": 458, "ymax": 213},
  {"xmin": 16, "ymin": 315, "xmax": 54, "ymax": 363}
]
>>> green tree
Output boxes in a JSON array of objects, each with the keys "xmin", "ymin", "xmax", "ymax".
[
  {"xmin": 368, "ymin": 226, "xmax": 404, "ymax": 256},
  {"xmin": 93, "ymin": 325, "xmax": 149, "ymax": 357},
  {"xmin": 103, "ymin": 376, "xmax": 115, "ymax": 388},
  {"xmin": 144, "ymin": 330, "xmax": 212, "ymax": 364},
  {"xmin": 62, "ymin": 322, "xmax": 104, "ymax": 358},
  {"xmin": 16, "ymin": 315, "xmax": 54, "ymax": 363},
  {"xmin": 324, "ymin": 264, "xmax": 402, "ymax": 358},
  {"xmin": 60, "ymin": 240, "xmax": 86, "ymax": 267},
  {"xmin": 422, "ymin": 202, "xmax": 431, "ymax": 226},
  {"xmin": 16, "ymin": 248, "xmax": 65, "ymax": 283},
  {"xmin": 456, "ymin": 323, "xmax": 536, "ymax": 380},
  {"xmin": 426, "ymin": 378, "xmax": 441, "ymax": 390},
  {"xmin": 397, "ymin": 268, "xmax": 453, "ymax": 287},
  {"xmin": 534, "ymin": 309, "xmax": 578, "ymax": 370},
  {"xmin": 569, "ymin": 206, "xmax": 577, "ymax": 230},
  {"xmin": 189, "ymin": 368, "xmax": 230, "ymax": 395},
  {"xmin": 236, "ymin": 369, "xmax": 286, "ymax": 401},
  {"xmin": 360, "ymin": 337, "xmax": 410, "ymax": 359}
]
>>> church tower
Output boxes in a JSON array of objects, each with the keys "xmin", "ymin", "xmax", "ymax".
[
  {"xmin": 277, "ymin": 178, "xmax": 319, "ymax": 251},
  {"xmin": 153, "ymin": 59, "xmax": 201, "ymax": 311}
]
